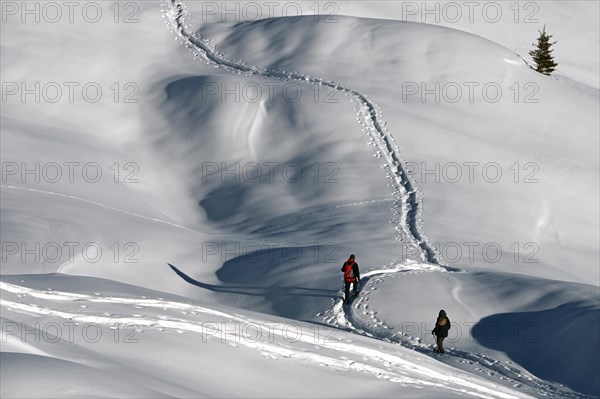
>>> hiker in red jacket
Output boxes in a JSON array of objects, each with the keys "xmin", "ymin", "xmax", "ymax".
[{"xmin": 341, "ymin": 254, "xmax": 360, "ymax": 305}]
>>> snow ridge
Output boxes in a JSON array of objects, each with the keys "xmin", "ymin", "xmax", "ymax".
[{"xmin": 161, "ymin": 0, "xmax": 440, "ymax": 265}]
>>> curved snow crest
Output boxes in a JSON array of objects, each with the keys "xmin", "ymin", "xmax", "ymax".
[
  {"xmin": 161, "ymin": 0, "xmax": 441, "ymax": 265},
  {"xmin": 1, "ymin": 280, "xmax": 527, "ymax": 398}
]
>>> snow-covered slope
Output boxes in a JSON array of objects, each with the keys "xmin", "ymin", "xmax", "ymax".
[
  {"xmin": 307, "ymin": 1, "xmax": 600, "ymax": 89},
  {"xmin": 2, "ymin": 273, "xmax": 545, "ymax": 399},
  {"xmin": 177, "ymin": 9, "xmax": 599, "ymax": 285},
  {"xmin": 1, "ymin": 0, "xmax": 598, "ymax": 397}
]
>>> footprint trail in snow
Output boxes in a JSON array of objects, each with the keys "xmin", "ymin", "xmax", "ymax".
[
  {"xmin": 161, "ymin": 0, "xmax": 439, "ymax": 265},
  {"xmin": 158, "ymin": 5, "xmax": 587, "ymax": 398}
]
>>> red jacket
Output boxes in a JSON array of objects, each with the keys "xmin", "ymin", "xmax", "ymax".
[{"xmin": 341, "ymin": 260, "xmax": 360, "ymax": 282}]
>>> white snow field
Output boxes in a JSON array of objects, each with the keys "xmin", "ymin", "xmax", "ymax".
[{"xmin": 1, "ymin": 0, "xmax": 598, "ymax": 398}]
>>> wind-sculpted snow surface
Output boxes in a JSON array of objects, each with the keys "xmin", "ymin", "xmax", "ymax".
[
  {"xmin": 1, "ymin": 1, "xmax": 597, "ymax": 397},
  {"xmin": 0, "ymin": 277, "xmax": 536, "ymax": 398},
  {"xmin": 161, "ymin": 0, "xmax": 440, "ymax": 265},
  {"xmin": 0, "ymin": 185, "xmax": 226, "ymax": 238},
  {"xmin": 323, "ymin": 263, "xmax": 593, "ymax": 399},
  {"xmin": 159, "ymin": 5, "xmax": 598, "ymax": 398}
]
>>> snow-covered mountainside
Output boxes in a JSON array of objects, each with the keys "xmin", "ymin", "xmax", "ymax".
[{"xmin": 1, "ymin": 1, "xmax": 598, "ymax": 397}]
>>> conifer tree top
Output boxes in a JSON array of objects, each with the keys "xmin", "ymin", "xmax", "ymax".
[{"xmin": 529, "ymin": 25, "xmax": 558, "ymax": 76}]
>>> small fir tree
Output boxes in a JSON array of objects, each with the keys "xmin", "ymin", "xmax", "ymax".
[{"xmin": 529, "ymin": 25, "xmax": 558, "ymax": 76}]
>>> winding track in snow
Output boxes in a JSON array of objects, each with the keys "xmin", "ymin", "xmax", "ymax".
[
  {"xmin": 157, "ymin": 6, "xmax": 587, "ymax": 397},
  {"xmin": 0, "ymin": 5, "xmax": 587, "ymax": 398},
  {"xmin": 161, "ymin": 0, "xmax": 439, "ymax": 265},
  {"xmin": 323, "ymin": 264, "xmax": 587, "ymax": 399}
]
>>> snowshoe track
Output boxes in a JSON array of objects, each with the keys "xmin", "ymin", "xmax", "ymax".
[
  {"xmin": 324, "ymin": 264, "xmax": 587, "ymax": 399},
  {"xmin": 159, "ymin": 5, "xmax": 589, "ymax": 398},
  {"xmin": 162, "ymin": 0, "xmax": 439, "ymax": 265}
]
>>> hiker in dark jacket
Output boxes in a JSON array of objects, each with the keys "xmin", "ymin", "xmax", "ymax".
[
  {"xmin": 431, "ymin": 309, "xmax": 451, "ymax": 353},
  {"xmin": 341, "ymin": 254, "xmax": 360, "ymax": 305}
]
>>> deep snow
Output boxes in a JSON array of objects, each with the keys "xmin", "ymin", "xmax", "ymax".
[{"xmin": 1, "ymin": 0, "xmax": 598, "ymax": 397}]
